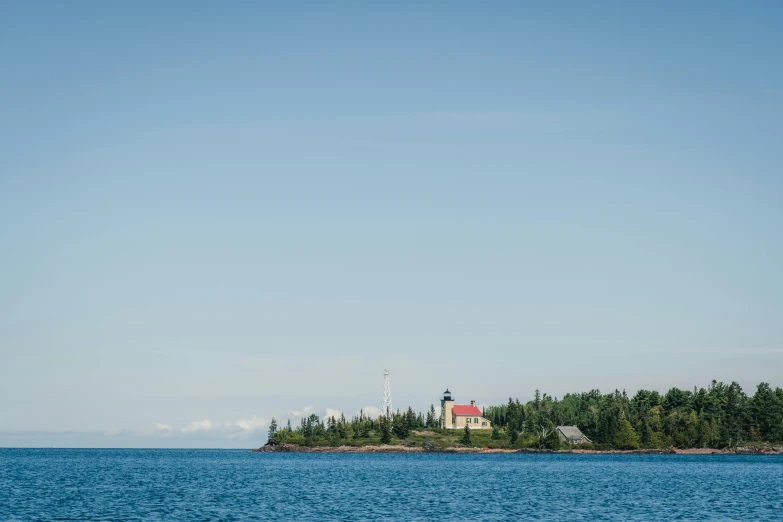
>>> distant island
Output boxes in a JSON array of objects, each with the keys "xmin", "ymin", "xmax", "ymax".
[{"xmin": 254, "ymin": 380, "xmax": 783, "ymax": 454}]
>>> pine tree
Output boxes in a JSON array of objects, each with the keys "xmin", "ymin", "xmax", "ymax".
[
  {"xmin": 724, "ymin": 382, "xmax": 747, "ymax": 447},
  {"xmin": 392, "ymin": 412, "xmax": 409, "ymax": 439},
  {"xmin": 380, "ymin": 416, "xmax": 392, "ymax": 444},
  {"xmin": 614, "ymin": 416, "xmax": 640, "ymax": 449},
  {"xmin": 750, "ymin": 382, "xmax": 781, "ymax": 442},
  {"xmin": 267, "ymin": 418, "xmax": 278, "ymax": 444},
  {"xmin": 461, "ymin": 424, "xmax": 471, "ymax": 445},
  {"xmin": 491, "ymin": 425, "xmax": 501, "ymax": 440},
  {"xmin": 405, "ymin": 407, "xmax": 417, "ymax": 432},
  {"xmin": 544, "ymin": 429, "xmax": 561, "ymax": 450},
  {"xmin": 509, "ymin": 427, "xmax": 519, "ymax": 445},
  {"xmin": 507, "ymin": 397, "xmax": 517, "ymax": 430},
  {"xmin": 427, "ymin": 405, "xmax": 438, "ymax": 428},
  {"xmin": 515, "ymin": 399, "xmax": 526, "ymax": 431}
]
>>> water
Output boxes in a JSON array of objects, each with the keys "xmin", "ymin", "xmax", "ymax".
[{"xmin": 1, "ymin": 449, "xmax": 782, "ymax": 521}]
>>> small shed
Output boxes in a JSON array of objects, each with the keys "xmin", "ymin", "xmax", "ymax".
[{"xmin": 556, "ymin": 425, "xmax": 591, "ymax": 444}]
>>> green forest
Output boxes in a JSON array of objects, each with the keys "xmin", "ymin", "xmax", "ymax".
[{"xmin": 265, "ymin": 381, "xmax": 783, "ymax": 450}]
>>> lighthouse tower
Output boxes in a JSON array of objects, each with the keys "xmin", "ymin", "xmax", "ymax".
[{"xmin": 440, "ymin": 389, "xmax": 454, "ymax": 429}]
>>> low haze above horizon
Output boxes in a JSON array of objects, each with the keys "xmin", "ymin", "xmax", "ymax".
[{"xmin": 1, "ymin": 1, "xmax": 782, "ymax": 448}]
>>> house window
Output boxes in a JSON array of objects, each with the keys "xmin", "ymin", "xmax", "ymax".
[
  {"xmin": 474, "ymin": 418, "xmax": 478, "ymax": 424},
  {"xmin": 482, "ymin": 422, "xmax": 487, "ymax": 426},
  {"xmin": 466, "ymin": 418, "xmax": 471, "ymax": 423}
]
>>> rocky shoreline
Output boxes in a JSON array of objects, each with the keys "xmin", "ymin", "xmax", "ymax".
[{"xmin": 251, "ymin": 443, "xmax": 783, "ymax": 455}]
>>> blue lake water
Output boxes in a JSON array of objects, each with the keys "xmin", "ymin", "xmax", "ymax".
[{"xmin": 1, "ymin": 449, "xmax": 782, "ymax": 521}]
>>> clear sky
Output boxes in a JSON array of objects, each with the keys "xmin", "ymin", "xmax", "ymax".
[{"xmin": 1, "ymin": 1, "xmax": 782, "ymax": 448}]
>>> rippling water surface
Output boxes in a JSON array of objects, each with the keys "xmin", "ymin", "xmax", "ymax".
[{"xmin": 1, "ymin": 449, "xmax": 782, "ymax": 520}]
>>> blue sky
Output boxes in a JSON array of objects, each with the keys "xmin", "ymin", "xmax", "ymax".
[{"xmin": 1, "ymin": 1, "xmax": 782, "ymax": 448}]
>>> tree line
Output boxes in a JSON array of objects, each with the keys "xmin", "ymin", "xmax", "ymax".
[
  {"xmin": 485, "ymin": 381, "xmax": 783, "ymax": 449},
  {"xmin": 267, "ymin": 405, "xmax": 442, "ymax": 447},
  {"xmin": 265, "ymin": 380, "xmax": 783, "ymax": 449}
]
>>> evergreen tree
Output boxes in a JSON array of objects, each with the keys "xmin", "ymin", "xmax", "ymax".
[
  {"xmin": 267, "ymin": 418, "xmax": 278, "ymax": 444},
  {"xmin": 639, "ymin": 413, "xmax": 653, "ymax": 448},
  {"xmin": 698, "ymin": 416, "xmax": 712, "ymax": 448},
  {"xmin": 379, "ymin": 416, "xmax": 392, "ymax": 444},
  {"xmin": 329, "ymin": 426, "xmax": 341, "ymax": 446},
  {"xmin": 517, "ymin": 399, "xmax": 526, "ymax": 431},
  {"xmin": 392, "ymin": 412, "xmax": 409, "ymax": 439},
  {"xmin": 509, "ymin": 426, "xmax": 519, "ymax": 445},
  {"xmin": 544, "ymin": 429, "xmax": 561, "ymax": 450},
  {"xmin": 426, "ymin": 405, "xmax": 437, "ymax": 428},
  {"xmin": 405, "ymin": 407, "xmax": 417, "ymax": 431},
  {"xmin": 775, "ymin": 388, "xmax": 783, "ymax": 442},
  {"xmin": 724, "ymin": 382, "xmax": 747, "ymax": 446},
  {"xmin": 491, "ymin": 425, "xmax": 502, "ymax": 440},
  {"xmin": 749, "ymin": 382, "xmax": 782, "ymax": 442},
  {"xmin": 596, "ymin": 393, "xmax": 622, "ymax": 444},
  {"xmin": 461, "ymin": 424, "xmax": 471, "ymax": 445},
  {"xmin": 309, "ymin": 414, "xmax": 325, "ymax": 438},
  {"xmin": 663, "ymin": 387, "xmax": 691, "ymax": 413},
  {"xmin": 614, "ymin": 416, "xmax": 640, "ymax": 450}
]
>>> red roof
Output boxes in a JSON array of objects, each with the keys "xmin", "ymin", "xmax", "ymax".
[{"xmin": 452, "ymin": 405, "xmax": 482, "ymax": 416}]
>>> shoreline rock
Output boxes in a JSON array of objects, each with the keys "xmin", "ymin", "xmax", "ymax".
[{"xmin": 252, "ymin": 443, "xmax": 782, "ymax": 455}]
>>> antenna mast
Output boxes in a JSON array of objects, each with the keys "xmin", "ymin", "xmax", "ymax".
[{"xmin": 382, "ymin": 369, "xmax": 393, "ymax": 417}]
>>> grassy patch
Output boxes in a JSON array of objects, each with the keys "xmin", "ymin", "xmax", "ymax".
[{"xmin": 293, "ymin": 428, "xmax": 539, "ymax": 449}]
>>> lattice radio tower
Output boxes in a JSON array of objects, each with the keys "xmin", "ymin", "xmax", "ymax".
[{"xmin": 381, "ymin": 369, "xmax": 393, "ymax": 418}]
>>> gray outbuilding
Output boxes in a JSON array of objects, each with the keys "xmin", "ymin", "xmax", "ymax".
[{"xmin": 556, "ymin": 425, "xmax": 592, "ymax": 444}]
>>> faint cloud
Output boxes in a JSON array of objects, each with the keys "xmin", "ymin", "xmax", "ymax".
[
  {"xmin": 234, "ymin": 417, "xmax": 266, "ymax": 431},
  {"xmin": 324, "ymin": 408, "xmax": 342, "ymax": 419},
  {"xmin": 2, "ymin": 416, "xmax": 272, "ymax": 447},
  {"xmin": 288, "ymin": 406, "xmax": 314, "ymax": 417},
  {"xmin": 104, "ymin": 429, "xmax": 136, "ymax": 437},
  {"xmin": 181, "ymin": 419, "xmax": 215, "ymax": 433},
  {"xmin": 155, "ymin": 423, "xmax": 173, "ymax": 431},
  {"xmin": 360, "ymin": 406, "xmax": 381, "ymax": 419},
  {"xmin": 176, "ymin": 417, "xmax": 269, "ymax": 441}
]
